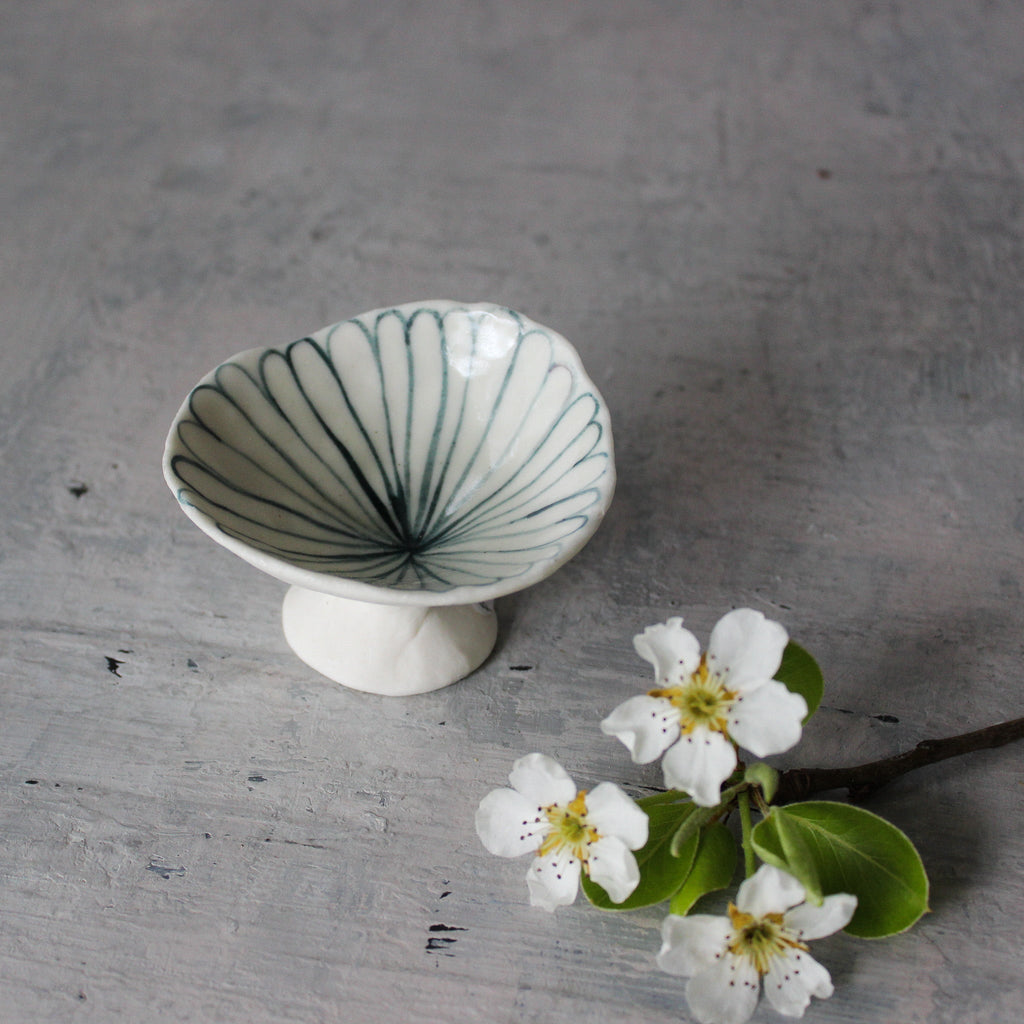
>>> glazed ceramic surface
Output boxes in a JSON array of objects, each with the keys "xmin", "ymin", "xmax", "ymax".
[{"xmin": 163, "ymin": 301, "xmax": 615, "ymax": 693}]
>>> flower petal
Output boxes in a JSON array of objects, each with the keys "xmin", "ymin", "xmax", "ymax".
[
  {"xmin": 587, "ymin": 835, "xmax": 641, "ymax": 903},
  {"xmin": 785, "ymin": 892, "xmax": 858, "ymax": 941},
  {"xmin": 634, "ymin": 618, "xmax": 701, "ymax": 684},
  {"xmin": 686, "ymin": 956, "xmax": 761, "ymax": 1024},
  {"xmin": 707, "ymin": 608, "xmax": 788, "ymax": 694},
  {"xmin": 728, "ymin": 680, "xmax": 807, "ymax": 757},
  {"xmin": 585, "ymin": 782, "xmax": 649, "ymax": 849},
  {"xmin": 661, "ymin": 727, "xmax": 737, "ymax": 806},
  {"xmin": 736, "ymin": 864, "xmax": 806, "ymax": 918},
  {"xmin": 764, "ymin": 949, "xmax": 834, "ymax": 1017},
  {"xmin": 601, "ymin": 694, "xmax": 681, "ymax": 764},
  {"xmin": 526, "ymin": 852, "xmax": 581, "ymax": 911},
  {"xmin": 475, "ymin": 788, "xmax": 546, "ymax": 857},
  {"xmin": 507, "ymin": 752, "xmax": 576, "ymax": 807},
  {"xmin": 657, "ymin": 914, "xmax": 732, "ymax": 977}
]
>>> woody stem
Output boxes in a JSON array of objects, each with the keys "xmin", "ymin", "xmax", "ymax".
[
  {"xmin": 775, "ymin": 716, "xmax": 1024, "ymax": 804},
  {"xmin": 737, "ymin": 788, "xmax": 756, "ymax": 878}
]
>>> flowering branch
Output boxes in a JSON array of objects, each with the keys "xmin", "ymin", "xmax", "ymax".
[
  {"xmin": 775, "ymin": 715, "xmax": 1024, "ymax": 804},
  {"xmin": 475, "ymin": 609, "xmax": 1023, "ymax": 1024}
]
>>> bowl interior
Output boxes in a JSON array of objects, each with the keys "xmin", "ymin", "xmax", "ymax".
[{"xmin": 163, "ymin": 301, "xmax": 615, "ymax": 605}]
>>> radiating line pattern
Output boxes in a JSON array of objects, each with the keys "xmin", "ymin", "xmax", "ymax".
[{"xmin": 164, "ymin": 302, "xmax": 615, "ymax": 600}]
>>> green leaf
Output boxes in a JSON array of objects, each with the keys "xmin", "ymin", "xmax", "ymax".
[
  {"xmin": 669, "ymin": 803, "xmax": 718, "ymax": 857},
  {"xmin": 775, "ymin": 641, "xmax": 824, "ymax": 721},
  {"xmin": 744, "ymin": 763, "xmax": 780, "ymax": 804},
  {"xmin": 759, "ymin": 805, "xmax": 823, "ymax": 904},
  {"xmin": 751, "ymin": 801, "xmax": 929, "ymax": 937},
  {"xmin": 582, "ymin": 796, "xmax": 698, "ymax": 911},
  {"xmin": 633, "ymin": 789, "xmax": 697, "ymax": 807},
  {"xmin": 669, "ymin": 823, "xmax": 738, "ymax": 915}
]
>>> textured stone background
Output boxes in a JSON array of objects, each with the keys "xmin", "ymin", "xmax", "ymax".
[{"xmin": 2, "ymin": 2, "xmax": 1022, "ymax": 1021}]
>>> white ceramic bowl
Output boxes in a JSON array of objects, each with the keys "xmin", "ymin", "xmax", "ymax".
[{"xmin": 164, "ymin": 300, "xmax": 615, "ymax": 694}]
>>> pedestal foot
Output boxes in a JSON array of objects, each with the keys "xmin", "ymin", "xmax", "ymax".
[{"xmin": 281, "ymin": 586, "xmax": 498, "ymax": 695}]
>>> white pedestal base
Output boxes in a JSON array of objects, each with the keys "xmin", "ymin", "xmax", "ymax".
[{"xmin": 281, "ymin": 586, "xmax": 498, "ymax": 696}]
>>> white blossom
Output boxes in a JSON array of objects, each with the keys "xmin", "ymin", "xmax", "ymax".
[
  {"xmin": 601, "ymin": 610, "xmax": 806, "ymax": 806},
  {"xmin": 475, "ymin": 753, "xmax": 648, "ymax": 911},
  {"xmin": 657, "ymin": 864, "xmax": 857, "ymax": 1024}
]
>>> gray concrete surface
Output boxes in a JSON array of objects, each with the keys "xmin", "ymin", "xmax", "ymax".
[{"xmin": 2, "ymin": 2, "xmax": 1022, "ymax": 1021}]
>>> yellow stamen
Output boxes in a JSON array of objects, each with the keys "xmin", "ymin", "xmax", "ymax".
[
  {"xmin": 649, "ymin": 653, "xmax": 737, "ymax": 734},
  {"xmin": 726, "ymin": 902, "xmax": 809, "ymax": 976},
  {"xmin": 537, "ymin": 790, "xmax": 600, "ymax": 866}
]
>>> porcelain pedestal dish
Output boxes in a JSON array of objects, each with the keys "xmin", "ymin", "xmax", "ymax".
[{"xmin": 163, "ymin": 300, "xmax": 615, "ymax": 695}]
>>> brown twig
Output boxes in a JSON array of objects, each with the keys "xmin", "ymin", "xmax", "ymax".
[{"xmin": 775, "ymin": 716, "xmax": 1024, "ymax": 804}]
